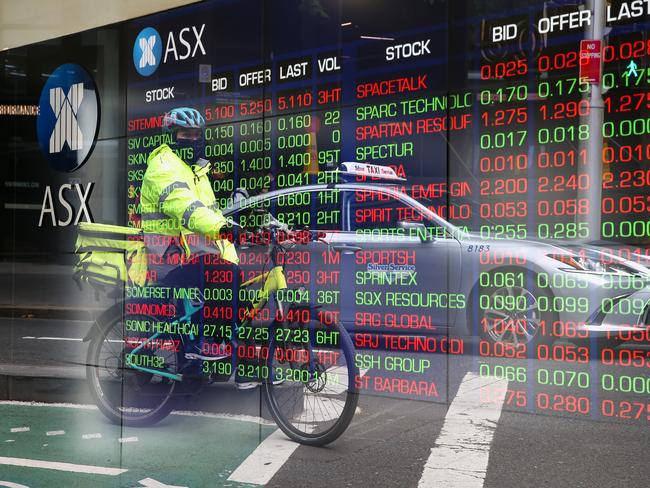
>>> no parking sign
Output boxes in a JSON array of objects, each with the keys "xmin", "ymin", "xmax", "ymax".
[{"xmin": 580, "ymin": 39, "xmax": 602, "ymax": 83}]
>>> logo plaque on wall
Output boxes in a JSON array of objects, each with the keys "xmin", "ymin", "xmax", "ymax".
[{"xmin": 36, "ymin": 63, "xmax": 100, "ymax": 172}]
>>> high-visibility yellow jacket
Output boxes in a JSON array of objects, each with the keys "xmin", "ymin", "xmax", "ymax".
[{"xmin": 141, "ymin": 144, "xmax": 237, "ymax": 263}]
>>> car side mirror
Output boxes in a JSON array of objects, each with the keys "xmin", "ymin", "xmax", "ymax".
[{"xmin": 398, "ymin": 221, "xmax": 434, "ymax": 243}]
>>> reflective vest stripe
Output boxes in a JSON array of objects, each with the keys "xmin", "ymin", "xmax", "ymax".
[
  {"xmin": 194, "ymin": 157, "xmax": 210, "ymax": 169},
  {"xmin": 141, "ymin": 212, "xmax": 169, "ymax": 221},
  {"xmin": 159, "ymin": 182, "xmax": 190, "ymax": 206},
  {"xmin": 182, "ymin": 200, "xmax": 206, "ymax": 224}
]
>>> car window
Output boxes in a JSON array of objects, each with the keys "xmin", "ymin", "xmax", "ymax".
[
  {"xmin": 344, "ymin": 188, "xmax": 448, "ymax": 238},
  {"xmin": 231, "ymin": 188, "xmax": 343, "ymax": 232},
  {"xmin": 276, "ymin": 188, "xmax": 343, "ymax": 231},
  {"xmin": 315, "ymin": 188, "xmax": 343, "ymax": 231}
]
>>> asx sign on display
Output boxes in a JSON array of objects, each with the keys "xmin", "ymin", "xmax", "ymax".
[
  {"xmin": 133, "ymin": 24, "xmax": 207, "ymax": 76},
  {"xmin": 36, "ymin": 63, "xmax": 99, "ymax": 172},
  {"xmin": 48, "ymin": 82, "xmax": 84, "ymax": 153},
  {"xmin": 36, "ymin": 63, "xmax": 100, "ymax": 227}
]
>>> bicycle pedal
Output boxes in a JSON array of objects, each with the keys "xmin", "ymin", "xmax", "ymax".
[{"xmin": 184, "ymin": 353, "xmax": 230, "ymax": 361}]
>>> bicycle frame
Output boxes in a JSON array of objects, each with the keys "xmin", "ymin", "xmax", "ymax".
[{"xmin": 125, "ymin": 234, "xmax": 290, "ymax": 382}]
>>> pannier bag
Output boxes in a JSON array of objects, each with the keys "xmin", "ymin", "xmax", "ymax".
[{"xmin": 74, "ymin": 222, "xmax": 148, "ymax": 289}]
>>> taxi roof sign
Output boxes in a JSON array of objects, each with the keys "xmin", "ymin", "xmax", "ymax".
[{"xmin": 339, "ymin": 162, "xmax": 406, "ymax": 181}]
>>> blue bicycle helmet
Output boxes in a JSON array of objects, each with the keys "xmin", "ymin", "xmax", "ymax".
[
  {"xmin": 163, "ymin": 107, "xmax": 206, "ymax": 164},
  {"xmin": 163, "ymin": 107, "xmax": 206, "ymax": 132}
]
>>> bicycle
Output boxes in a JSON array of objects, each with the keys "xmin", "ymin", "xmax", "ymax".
[{"xmin": 84, "ymin": 215, "xmax": 359, "ymax": 446}]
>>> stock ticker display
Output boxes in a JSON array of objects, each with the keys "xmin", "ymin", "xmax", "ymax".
[{"xmin": 124, "ymin": 0, "xmax": 650, "ymax": 422}]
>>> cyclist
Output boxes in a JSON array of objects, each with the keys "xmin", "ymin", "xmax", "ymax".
[
  {"xmin": 141, "ymin": 107, "xmax": 235, "ymax": 261},
  {"xmin": 140, "ymin": 106, "xmax": 259, "ymax": 389}
]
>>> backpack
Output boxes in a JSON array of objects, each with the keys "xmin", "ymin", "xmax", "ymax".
[{"xmin": 73, "ymin": 222, "xmax": 148, "ymax": 291}]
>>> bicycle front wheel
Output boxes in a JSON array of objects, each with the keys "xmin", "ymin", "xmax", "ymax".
[{"xmin": 264, "ymin": 319, "xmax": 359, "ymax": 446}]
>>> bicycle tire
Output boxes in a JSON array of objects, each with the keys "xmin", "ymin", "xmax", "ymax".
[
  {"xmin": 263, "ymin": 319, "xmax": 359, "ymax": 446},
  {"xmin": 86, "ymin": 310, "xmax": 179, "ymax": 427}
]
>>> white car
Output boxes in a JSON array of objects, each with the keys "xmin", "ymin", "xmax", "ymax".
[{"xmin": 223, "ymin": 163, "xmax": 650, "ymax": 347}]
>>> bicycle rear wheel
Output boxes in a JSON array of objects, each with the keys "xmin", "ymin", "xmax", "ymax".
[
  {"xmin": 86, "ymin": 310, "xmax": 180, "ymax": 426},
  {"xmin": 263, "ymin": 319, "xmax": 359, "ymax": 446}
]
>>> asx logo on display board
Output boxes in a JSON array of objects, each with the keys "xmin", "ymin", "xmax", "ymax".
[
  {"xmin": 36, "ymin": 63, "xmax": 100, "ymax": 226},
  {"xmin": 133, "ymin": 24, "xmax": 207, "ymax": 76},
  {"xmin": 36, "ymin": 63, "xmax": 100, "ymax": 172}
]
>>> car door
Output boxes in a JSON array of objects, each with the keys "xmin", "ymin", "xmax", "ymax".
[{"xmin": 330, "ymin": 186, "xmax": 462, "ymax": 335}]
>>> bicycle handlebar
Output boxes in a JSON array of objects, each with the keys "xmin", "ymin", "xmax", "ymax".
[
  {"xmin": 239, "ymin": 227, "xmax": 323, "ymax": 246},
  {"xmin": 225, "ymin": 210, "xmax": 325, "ymax": 249},
  {"xmin": 238, "ymin": 226, "xmax": 323, "ymax": 248}
]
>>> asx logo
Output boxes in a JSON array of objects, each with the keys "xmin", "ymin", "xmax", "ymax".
[
  {"xmin": 133, "ymin": 24, "xmax": 206, "ymax": 76},
  {"xmin": 36, "ymin": 63, "xmax": 100, "ymax": 172},
  {"xmin": 133, "ymin": 27, "xmax": 162, "ymax": 76},
  {"xmin": 49, "ymin": 82, "xmax": 83, "ymax": 153}
]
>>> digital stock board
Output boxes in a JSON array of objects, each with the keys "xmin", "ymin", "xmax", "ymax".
[{"xmin": 123, "ymin": 0, "xmax": 650, "ymax": 423}]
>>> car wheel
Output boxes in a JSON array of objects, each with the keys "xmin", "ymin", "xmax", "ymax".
[{"xmin": 477, "ymin": 277, "xmax": 553, "ymax": 346}]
